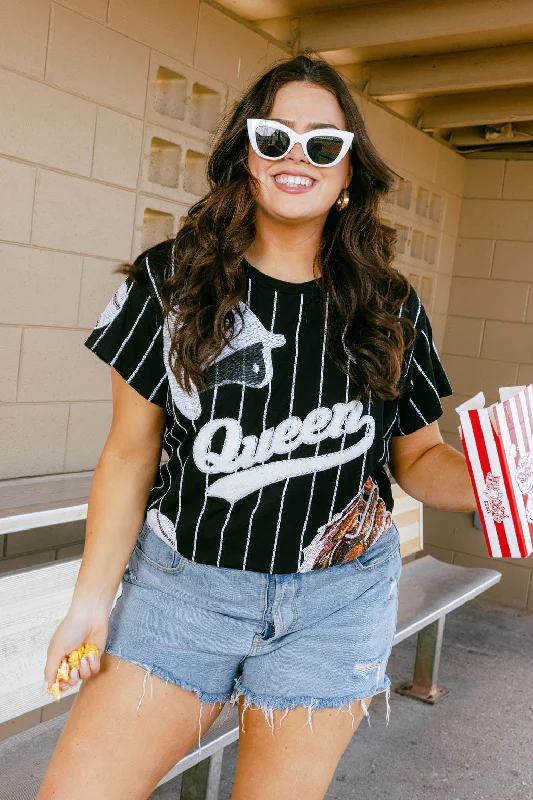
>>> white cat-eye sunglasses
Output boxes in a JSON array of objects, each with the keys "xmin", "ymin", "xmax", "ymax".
[{"xmin": 247, "ymin": 118, "xmax": 355, "ymax": 168}]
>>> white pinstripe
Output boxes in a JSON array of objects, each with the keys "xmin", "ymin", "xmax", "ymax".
[
  {"xmin": 109, "ymin": 296, "xmax": 150, "ymax": 365},
  {"xmin": 194, "ymin": 385, "xmax": 218, "ymax": 562},
  {"xmin": 243, "ymin": 289, "xmax": 278, "ymax": 570},
  {"xmin": 298, "ymin": 295, "xmax": 329, "ymax": 560},
  {"xmin": 127, "ymin": 325, "xmax": 162, "ymax": 382},
  {"xmin": 90, "ymin": 282, "xmax": 133, "ymax": 350},
  {"xmin": 328, "ymin": 358, "xmax": 351, "ymax": 519},
  {"xmin": 269, "ymin": 292, "xmax": 304, "ymax": 573}
]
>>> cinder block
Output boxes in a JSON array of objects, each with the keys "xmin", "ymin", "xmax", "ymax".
[
  {"xmin": 448, "ymin": 277, "xmax": 528, "ymax": 322},
  {"xmin": 61, "ymin": 0, "xmax": 108, "ymax": 20},
  {"xmin": 442, "ymin": 353, "xmax": 518, "ymax": 399},
  {"xmin": 526, "ymin": 286, "xmax": 533, "ymax": 322},
  {"xmin": 140, "ymin": 125, "xmax": 208, "ymax": 202},
  {"xmin": 47, "ymin": 4, "xmax": 150, "ymax": 116},
  {"xmin": 443, "ymin": 316, "xmax": 484, "ymax": 358},
  {"xmin": 437, "ymin": 233, "xmax": 457, "ymax": 276},
  {"xmin": 0, "ymin": 68, "xmax": 97, "ymax": 176},
  {"xmin": 415, "ymin": 187, "xmax": 429, "ymax": 218},
  {"xmin": 33, "ymin": 170, "xmax": 136, "ymax": 260},
  {"xmin": 429, "ymin": 192, "xmax": 444, "ymax": 224},
  {"xmin": 146, "ymin": 52, "xmax": 227, "ymax": 138},
  {"xmin": 0, "ymin": 549, "xmax": 55, "ymax": 575},
  {"xmin": 78, "ymin": 258, "xmax": 125, "ymax": 329},
  {"xmin": 0, "ymin": 708, "xmax": 42, "ymax": 742},
  {"xmin": 481, "ymin": 321, "xmax": 533, "ymax": 365},
  {"xmin": 393, "ymin": 177, "xmax": 413, "ymax": 211},
  {"xmin": 434, "ymin": 144, "xmax": 465, "ymax": 197},
  {"xmin": 109, "ymin": 0, "xmax": 199, "ymax": 65},
  {"xmin": 0, "ymin": 0, "xmax": 49, "ymax": 78},
  {"xmin": 421, "ymin": 544, "xmax": 454, "ymax": 564},
  {"xmin": 400, "ymin": 128, "xmax": 438, "ymax": 184},
  {"xmin": 141, "ymin": 209, "xmax": 175, "ymax": 252},
  {"xmin": 502, "ymin": 161, "xmax": 533, "ymax": 201},
  {"xmin": 0, "ymin": 157, "xmax": 36, "ymax": 244},
  {"xmin": 132, "ymin": 194, "xmax": 189, "ymax": 258},
  {"xmin": 463, "ymin": 160, "xmax": 505, "ymax": 199},
  {"xmin": 452, "ymin": 237, "xmax": 493, "ymax": 278},
  {"xmin": 442, "ymin": 192, "xmax": 462, "ymax": 237},
  {"xmin": 18, "ymin": 328, "xmax": 112, "ymax": 403},
  {"xmin": 453, "ymin": 551, "xmax": 530, "ymax": 610},
  {"xmin": 493, "ymin": 240, "xmax": 533, "ymax": 282},
  {"xmin": 423, "ymin": 507, "xmax": 489, "ymax": 559},
  {"xmin": 361, "ymin": 101, "xmax": 406, "ymax": 166},
  {"xmin": 518, "ymin": 364, "xmax": 533, "ymax": 386},
  {"xmin": 459, "ymin": 199, "xmax": 533, "ymax": 242},
  {"xmin": 0, "ymin": 244, "xmax": 82, "ymax": 327},
  {"xmin": 7, "ymin": 521, "xmax": 86, "ymax": 557},
  {"xmin": 64, "ymin": 401, "xmax": 113, "ymax": 472},
  {"xmin": 431, "ymin": 273, "xmax": 452, "ymax": 316},
  {"xmin": 92, "ymin": 107, "xmax": 144, "ymax": 189},
  {"xmin": 194, "ymin": 3, "xmax": 268, "ymax": 89},
  {"xmin": 0, "ymin": 404, "xmax": 69, "ymax": 480},
  {"xmin": 0, "ymin": 327, "xmax": 22, "ymax": 403}
]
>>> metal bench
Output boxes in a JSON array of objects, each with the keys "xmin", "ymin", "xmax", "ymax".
[{"xmin": 0, "ymin": 544, "xmax": 501, "ymax": 799}]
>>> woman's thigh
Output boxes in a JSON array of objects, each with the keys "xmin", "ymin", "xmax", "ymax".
[
  {"xmin": 232, "ymin": 695, "xmax": 373, "ymax": 800},
  {"xmin": 37, "ymin": 653, "xmax": 223, "ymax": 800}
]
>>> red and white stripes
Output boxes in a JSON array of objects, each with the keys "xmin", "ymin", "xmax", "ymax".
[{"xmin": 459, "ymin": 385, "xmax": 533, "ymax": 558}]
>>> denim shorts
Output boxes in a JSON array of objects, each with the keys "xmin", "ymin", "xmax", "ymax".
[{"xmin": 105, "ymin": 519, "xmax": 402, "ymax": 732}]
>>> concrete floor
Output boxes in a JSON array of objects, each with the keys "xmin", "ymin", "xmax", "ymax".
[{"xmin": 152, "ymin": 596, "xmax": 533, "ymax": 800}]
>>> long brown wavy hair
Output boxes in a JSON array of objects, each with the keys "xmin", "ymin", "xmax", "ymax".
[{"xmin": 126, "ymin": 53, "xmax": 414, "ymax": 401}]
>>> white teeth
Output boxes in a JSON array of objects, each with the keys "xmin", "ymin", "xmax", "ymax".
[{"xmin": 274, "ymin": 174, "xmax": 314, "ymax": 187}]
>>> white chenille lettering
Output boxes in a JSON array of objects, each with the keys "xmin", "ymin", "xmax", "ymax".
[
  {"xmin": 193, "ymin": 418, "xmax": 242, "ymax": 473},
  {"xmin": 272, "ymin": 416, "xmax": 303, "ymax": 453},
  {"xmin": 300, "ymin": 407, "xmax": 333, "ymax": 445}
]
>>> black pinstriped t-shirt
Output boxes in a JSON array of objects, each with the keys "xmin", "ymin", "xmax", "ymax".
[{"xmin": 85, "ymin": 241, "xmax": 452, "ymax": 574}]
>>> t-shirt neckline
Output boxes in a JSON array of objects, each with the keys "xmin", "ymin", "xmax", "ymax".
[{"xmin": 243, "ymin": 258, "xmax": 320, "ymax": 294}]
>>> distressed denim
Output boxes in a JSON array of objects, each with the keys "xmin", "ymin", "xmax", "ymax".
[{"xmin": 105, "ymin": 519, "xmax": 402, "ymax": 734}]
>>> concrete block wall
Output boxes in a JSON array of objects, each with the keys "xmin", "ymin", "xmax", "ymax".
[
  {"xmin": 0, "ymin": 0, "xmax": 465, "ymax": 738},
  {"xmin": 0, "ymin": 0, "xmax": 288, "ymax": 487},
  {"xmin": 352, "ymin": 93, "xmax": 466, "ymax": 351},
  {"xmin": 422, "ymin": 159, "xmax": 533, "ymax": 611}
]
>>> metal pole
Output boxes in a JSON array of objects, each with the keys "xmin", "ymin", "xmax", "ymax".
[
  {"xmin": 395, "ymin": 616, "xmax": 449, "ymax": 704},
  {"xmin": 180, "ymin": 750, "xmax": 224, "ymax": 800}
]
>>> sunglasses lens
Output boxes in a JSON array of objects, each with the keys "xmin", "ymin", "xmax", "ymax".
[
  {"xmin": 307, "ymin": 135, "xmax": 345, "ymax": 165},
  {"xmin": 254, "ymin": 123, "xmax": 291, "ymax": 158}
]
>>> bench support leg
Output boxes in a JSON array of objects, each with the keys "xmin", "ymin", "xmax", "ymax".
[
  {"xmin": 395, "ymin": 617, "xmax": 449, "ymax": 704},
  {"xmin": 180, "ymin": 750, "xmax": 224, "ymax": 800}
]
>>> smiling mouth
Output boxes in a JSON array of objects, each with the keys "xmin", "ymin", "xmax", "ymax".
[{"xmin": 272, "ymin": 174, "xmax": 318, "ymax": 189}]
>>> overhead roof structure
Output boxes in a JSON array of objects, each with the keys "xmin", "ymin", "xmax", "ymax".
[{"xmin": 215, "ymin": 0, "xmax": 533, "ymax": 157}]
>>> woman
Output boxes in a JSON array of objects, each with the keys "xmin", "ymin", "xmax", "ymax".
[{"xmin": 39, "ymin": 55, "xmax": 476, "ymax": 799}]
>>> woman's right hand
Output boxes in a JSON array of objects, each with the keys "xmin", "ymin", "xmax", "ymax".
[{"xmin": 43, "ymin": 604, "xmax": 110, "ymax": 694}]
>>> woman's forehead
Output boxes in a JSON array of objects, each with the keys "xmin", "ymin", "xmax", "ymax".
[{"xmin": 270, "ymin": 83, "xmax": 346, "ymax": 127}]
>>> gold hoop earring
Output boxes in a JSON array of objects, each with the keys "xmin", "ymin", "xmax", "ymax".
[{"xmin": 336, "ymin": 188, "xmax": 349, "ymax": 212}]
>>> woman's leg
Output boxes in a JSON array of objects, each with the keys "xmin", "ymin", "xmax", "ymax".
[
  {"xmin": 37, "ymin": 653, "xmax": 224, "ymax": 800},
  {"xmin": 231, "ymin": 695, "xmax": 372, "ymax": 800}
]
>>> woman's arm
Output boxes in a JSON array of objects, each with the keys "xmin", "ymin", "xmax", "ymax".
[
  {"xmin": 70, "ymin": 367, "xmax": 166, "ymax": 616},
  {"xmin": 388, "ymin": 420, "xmax": 477, "ymax": 513}
]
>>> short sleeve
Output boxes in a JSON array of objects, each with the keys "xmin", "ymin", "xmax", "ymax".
[
  {"xmin": 84, "ymin": 270, "xmax": 168, "ymax": 407},
  {"xmin": 393, "ymin": 293, "xmax": 453, "ymax": 436}
]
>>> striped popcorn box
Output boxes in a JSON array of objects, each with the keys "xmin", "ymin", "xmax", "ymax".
[{"xmin": 456, "ymin": 385, "xmax": 533, "ymax": 559}]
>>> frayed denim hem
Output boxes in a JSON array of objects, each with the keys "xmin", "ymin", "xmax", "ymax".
[
  {"xmin": 104, "ymin": 647, "xmax": 230, "ymax": 754},
  {"xmin": 230, "ymin": 677, "xmax": 392, "ymax": 735}
]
